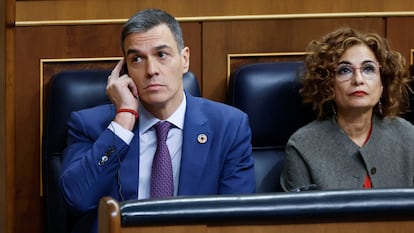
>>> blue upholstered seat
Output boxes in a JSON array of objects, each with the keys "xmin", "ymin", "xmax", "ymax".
[
  {"xmin": 228, "ymin": 62, "xmax": 315, "ymax": 192},
  {"xmin": 42, "ymin": 70, "xmax": 200, "ymax": 233}
]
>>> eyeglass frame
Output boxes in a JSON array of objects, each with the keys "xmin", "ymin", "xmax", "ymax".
[{"xmin": 333, "ymin": 61, "xmax": 381, "ymax": 82}]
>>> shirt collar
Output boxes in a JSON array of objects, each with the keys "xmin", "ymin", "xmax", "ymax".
[{"xmin": 139, "ymin": 92, "xmax": 186, "ymax": 133}]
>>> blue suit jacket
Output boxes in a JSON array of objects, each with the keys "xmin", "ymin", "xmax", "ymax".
[{"xmin": 59, "ymin": 93, "xmax": 255, "ymax": 233}]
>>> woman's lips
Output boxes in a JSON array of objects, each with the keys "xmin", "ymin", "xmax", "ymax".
[{"xmin": 350, "ymin": 90, "xmax": 367, "ymax": 96}]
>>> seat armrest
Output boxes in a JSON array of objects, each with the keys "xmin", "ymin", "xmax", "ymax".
[{"xmin": 119, "ymin": 189, "xmax": 414, "ymax": 226}]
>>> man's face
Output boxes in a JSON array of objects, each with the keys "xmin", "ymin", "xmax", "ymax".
[{"xmin": 123, "ymin": 24, "xmax": 190, "ymax": 114}]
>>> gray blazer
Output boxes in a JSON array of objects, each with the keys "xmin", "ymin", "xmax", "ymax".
[{"xmin": 281, "ymin": 116, "xmax": 414, "ymax": 192}]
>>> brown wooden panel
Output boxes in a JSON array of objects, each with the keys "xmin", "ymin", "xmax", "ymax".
[
  {"xmin": 14, "ymin": 22, "xmax": 201, "ymax": 233},
  {"xmin": 0, "ymin": 1, "xmax": 6, "ymax": 232},
  {"xmin": 128, "ymin": 221, "xmax": 414, "ymax": 233},
  {"xmin": 15, "ymin": 0, "xmax": 414, "ymax": 21},
  {"xmin": 182, "ymin": 22, "xmax": 202, "ymax": 91},
  {"xmin": 10, "ymin": 4, "xmax": 414, "ymax": 233},
  {"xmin": 206, "ymin": 221, "xmax": 414, "ymax": 233},
  {"xmin": 14, "ymin": 24, "xmax": 124, "ymax": 233},
  {"xmin": 386, "ymin": 17, "xmax": 414, "ymax": 66},
  {"xmin": 202, "ymin": 17, "xmax": 384, "ymax": 102},
  {"xmin": 119, "ymin": 222, "xmax": 414, "ymax": 233},
  {"xmin": 3, "ymin": 0, "xmax": 15, "ymax": 232}
]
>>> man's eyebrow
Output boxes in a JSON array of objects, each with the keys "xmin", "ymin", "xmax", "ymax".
[
  {"xmin": 155, "ymin": 44, "xmax": 173, "ymax": 51},
  {"xmin": 126, "ymin": 45, "xmax": 173, "ymax": 56},
  {"xmin": 126, "ymin": 48, "xmax": 140, "ymax": 56}
]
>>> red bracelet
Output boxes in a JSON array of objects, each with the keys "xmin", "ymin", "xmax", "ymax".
[{"xmin": 116, "ymin": 108, "xmax": 139, "ymax": 120}]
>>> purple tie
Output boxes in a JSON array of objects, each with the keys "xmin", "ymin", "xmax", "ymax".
[{"xmin": 150, "ymin": 121, "xmax": 174, "ymax": 198}]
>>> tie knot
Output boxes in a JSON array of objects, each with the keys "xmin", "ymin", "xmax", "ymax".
[{"xmin": 155, "ymin": 121, "xmax": 172, "ymax": 142}]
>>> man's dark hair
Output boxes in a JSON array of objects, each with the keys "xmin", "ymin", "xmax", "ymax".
[{"xmin": 121, "ymin": 8, "xmax": 184, "ymax": 54}]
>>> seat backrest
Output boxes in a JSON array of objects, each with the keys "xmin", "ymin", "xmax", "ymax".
[
  {"xmin": 228, "ymin": 62, "xmax": 315, "ymax": 193},
  {"xmin": 42, "ymin": 70, "xmax": 200, "ymax": 233},
  {"xmin": 402, "ymin": 64, "xmax": 414, "ymax": 124}
]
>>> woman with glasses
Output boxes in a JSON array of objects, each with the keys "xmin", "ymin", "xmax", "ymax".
[{"xmin": 280, "ymin": 27, "xmax": 414, "ymax": 192}]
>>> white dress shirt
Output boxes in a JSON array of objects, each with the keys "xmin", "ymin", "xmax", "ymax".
[{"xmin": 108, "ymin": 93, "xmax": 186, "ymax": 199}]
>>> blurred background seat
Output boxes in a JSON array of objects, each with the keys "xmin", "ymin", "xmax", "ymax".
[{"xmin": 228, "ymin": 62, "xmax": 315, "ymax": 193}]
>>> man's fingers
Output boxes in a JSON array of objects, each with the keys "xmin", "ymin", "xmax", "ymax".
[
  {"xmin": 127, "ymin": 79, "xmax": 138, "ymax": 97},
  {"xmin": 111, "ymin": 58, "xmax": 125, "ymax": 78}
]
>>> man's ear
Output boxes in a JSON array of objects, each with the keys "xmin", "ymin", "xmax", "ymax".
[{"xmin": 181, "ymin": 47, "xmax": 190, "ymax": 72}]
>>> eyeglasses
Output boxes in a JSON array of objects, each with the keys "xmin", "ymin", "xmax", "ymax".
[{"xmin": 334, "ymin": 61, "xmax": 381, "ymax": 82}]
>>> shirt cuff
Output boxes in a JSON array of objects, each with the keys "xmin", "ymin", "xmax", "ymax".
[{"xmin": 108, "ymin": 121, "xmax": 134, "ymax": 144}]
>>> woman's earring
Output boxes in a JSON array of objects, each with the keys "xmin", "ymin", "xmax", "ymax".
[
  {"xmin": 378, "ymin": 99, "xmax": 383, "ymax": 115},
  {"xmin": 332, "ymin": 104, "xmax": 337, "ymax": 117}
]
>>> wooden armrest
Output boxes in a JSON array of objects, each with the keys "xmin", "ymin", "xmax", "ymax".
[{"xmin": 98, "ymin": 196, "xmax": 121, "ymax": 233}]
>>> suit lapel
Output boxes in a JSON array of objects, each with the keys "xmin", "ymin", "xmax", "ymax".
[
  {"xmin": 119, "ymin": 121, "xmax": 140, "ymax": 199},
  {"xmin": 178, "ymin": 95, "xmax": 211, "ymax": 195}
]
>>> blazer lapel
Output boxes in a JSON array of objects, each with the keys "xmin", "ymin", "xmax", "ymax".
[
  {"xmin": 178, "ymin": 95, "xmax": 211, "ymax": 195},
  {"xmin": 118, "ymin": 122, "xmax": 140, "ymax": 199}
]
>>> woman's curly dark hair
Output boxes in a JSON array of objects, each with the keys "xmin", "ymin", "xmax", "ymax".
[{"xmin": 301, "ymin": 27, "xmax": 412, "ymax": 120}]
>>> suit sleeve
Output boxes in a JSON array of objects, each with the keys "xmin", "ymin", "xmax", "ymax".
[{"xmin": 59, "ymin": 110, "xmax": 130, "ymax": 213}]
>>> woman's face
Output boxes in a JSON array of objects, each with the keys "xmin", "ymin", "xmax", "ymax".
[{"xmin": 333, "ymin": 44, "xmax": 383, "ymax": 116}]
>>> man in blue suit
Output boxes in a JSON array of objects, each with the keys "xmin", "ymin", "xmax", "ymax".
[{"xmin": 59, "ymin": 8, "xmax": 255, "ymax": 233}]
